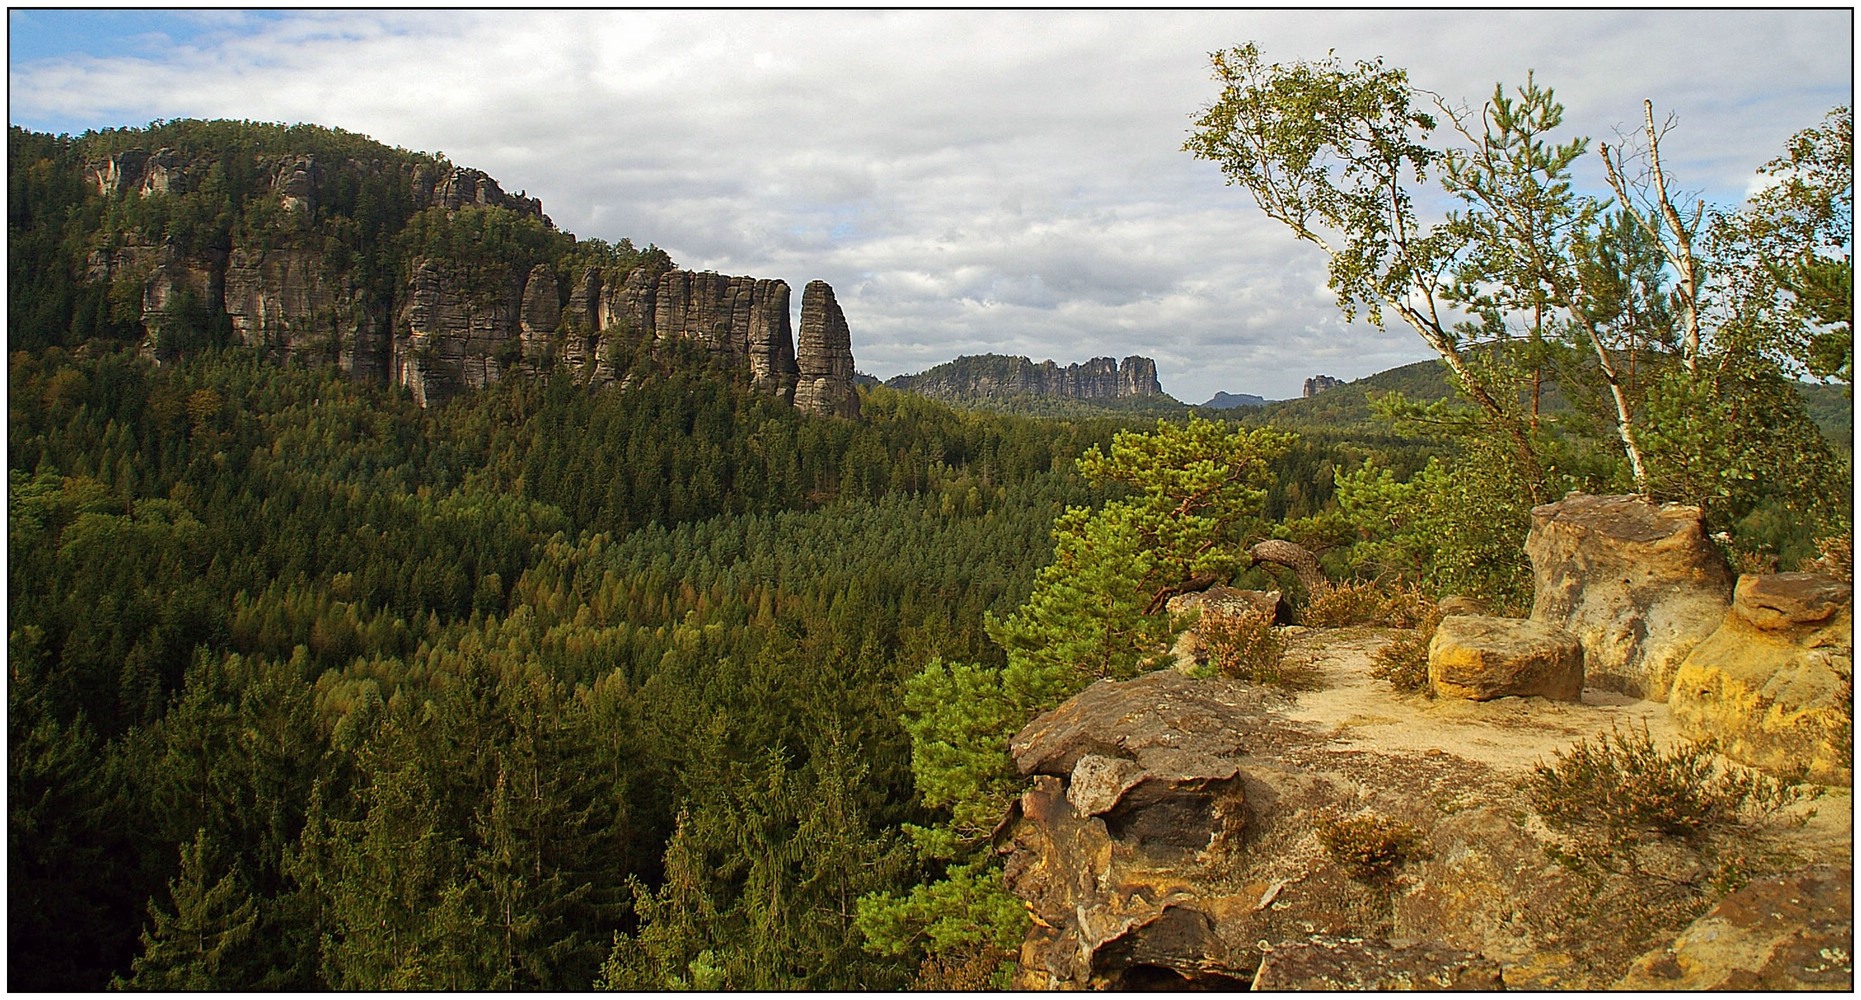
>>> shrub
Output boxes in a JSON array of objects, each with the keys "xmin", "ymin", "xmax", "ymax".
[
  {"xmin": 1801, "ymin": 532, "xmax": 1853, "ymax": 582},
  {"xmin": 1303, "ymin": 577, "xmax": 1438, "ymax": 628},
  {"xmin": 1528, "ymin": 723, "xmax": 1816, "ymax": 874},
  {"xmin": 1301, "ymin": 579, "xmax": 1386, "ymax": 627},
  {"xmin": 1369, "ymin": 604, "xmax": 1444, "ymax": 695},
  {"xmin": 1197, "ymin": 608, "xmax": 1284, "ymax": 685},
  {"xmin": 1315, "ymin": 809, "xmax": 1425, "ymax": 883}
]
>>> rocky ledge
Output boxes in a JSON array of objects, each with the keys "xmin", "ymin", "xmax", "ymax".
[{"xmin": 996, "ymin": 639, "xmax": 1850, "ymax": 990}]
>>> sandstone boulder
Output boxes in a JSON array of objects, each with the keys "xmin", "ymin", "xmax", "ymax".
[
  {"xmin": 1668, "ymin": 573, "xmax": 1853, "ymax": 784},
  {"xmin": 1252, "ymin": 936, "xmax": 1504, "ymax": 990},
  {"xmin": 1619, "ymin": 866, "xmax": 1853, "ymax": 990},
  {"xmin": 1428, "ymin": 614, "xmax": 1584, "ymax": 702},
  {"xmin": 1525, "ymin": 493, "xmax": 1733, "ymax": 699},
  {"xmin": 1437, "ymin": 594, "xmax": 1490, "ymax": 617}
]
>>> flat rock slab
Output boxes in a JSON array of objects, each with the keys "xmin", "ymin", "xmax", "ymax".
[
  {"xmin": 1620, "ymin": 866, "xmax": 1854, "ymax": 990},
  {"xmin": 1009, "ymin": 670, "xmax": 1281, "ymax": 777},
  {"xmin": 1429, "ymin": 614, "xmax": 1584, "ymax": 702},
  {"xmin": 1252, "ymin": 936, "xmax": 1504, "ymax": 990}
]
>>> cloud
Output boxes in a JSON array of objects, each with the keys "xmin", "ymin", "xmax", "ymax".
[{"xmin": 8, "ymin": 9, "xmax": 1851, "ymax": 401}]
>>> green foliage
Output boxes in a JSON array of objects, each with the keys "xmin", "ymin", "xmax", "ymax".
[
  {"xmin": 1529, "ymin": 724, "xmax": 1817, "ymax": 875},
  {"xmin": 1369, "ymin": 609, "xmax": 1443, "ymax": 695},
  {"xmin": 116, "ymin": 830, "xmax": 259, "ymax": 990},
  {"xmin": 1315, "ymin": 809, "xmax": 1426, "ymax": 883},
  {"xmin": 868, "ymin": 417, "xmax": 1290, "ymax": 970},
  {"xmin": 1195, "ymin": 608, "xmax": 1285, "ymax": 684},
  {"xmin": 1188, "ymin": 46, "xmax": 1852, "ymax": 567}
]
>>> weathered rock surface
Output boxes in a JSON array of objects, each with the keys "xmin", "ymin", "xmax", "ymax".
[
  {"xmin": 1001, "ymin": 671, "xmax": 1521, "ymax": 989},
  {"xmin": 1252, "ymin": 936, "xmax": 1504, "ymax": 990},
  {"xmin": 885, "ymin": 353, "xmax": 1165, "ymax": 404},
  {"xmin": 996, "ymin": 638, "xmax": 1850, "ymax": 990},
  {"xmin": 79, "ymin": 144, "xmax": 861, "ymax": 414},
  {"xmin": 393, "ymin": 259, "xmax": 523, "ymax": 407},
  {"xmin": 1525, "ymin": 493, "xmax": 1733, "ymax": 699},
  {"xmin": 793, "ymin": 280, "xmax": 861, "ymax": 418},
  {"xmin": 1428, "ymin": 614, "xmax": 1584, "ymax": 702},
  {"xmin": 223, "ymin": 242, "xmax": 389, "ymax": 379},
  {"xmin": 1668, "ymin": 572, "xmax": 1853, "ymax": 784},
  {"xmin": 1619, "ymin": 866, "xmax": 1853, "ymax": 990}
]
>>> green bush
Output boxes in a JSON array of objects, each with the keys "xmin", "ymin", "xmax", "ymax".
[
  {"xmin": 1197, "ymin": 608, "xmax": 1284, "ymax": 685},
  {"xmin": 1315, "ymin": 809, "xmax": 1425, "ymax": 883},
  {"xmin": 1528, "ymin": 723, "xmax": 1816, "ymax": 873},
  {"xmin": 1369, "ymin": 604, "xmax": 1443, "ymax": 694}
]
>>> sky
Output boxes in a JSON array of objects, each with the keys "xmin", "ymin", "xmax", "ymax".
[{"xmin": 8, "ymin": 9, "xmax": 1854, "ymax": 402}]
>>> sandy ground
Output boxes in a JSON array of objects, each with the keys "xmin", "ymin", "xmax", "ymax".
[{"xmin": 1273, "ymin": 626, "xmax": 1852, "ymax": 851}]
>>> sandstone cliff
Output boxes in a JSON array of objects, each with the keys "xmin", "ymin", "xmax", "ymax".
[
  {"xmin": 885, "ymin": 353, "xmax": 1166, "ymax": 405},
  {"xmin": 72, "ymin": 130, "xmax": 860, "ymax": 415}
]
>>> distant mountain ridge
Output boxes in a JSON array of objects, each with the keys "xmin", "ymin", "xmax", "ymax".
[
  {"xmin": 1201, "ymin": 391, "xmax": 1266, "ymax": 409},
  {"xmin": 885, "ymin": 353, "xmax": 1167, "ymax": 405}
]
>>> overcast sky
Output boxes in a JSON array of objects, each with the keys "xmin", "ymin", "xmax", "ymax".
[{"xmin": 8, "ymin": 9, "xmax": 1853, "ymax": 401}]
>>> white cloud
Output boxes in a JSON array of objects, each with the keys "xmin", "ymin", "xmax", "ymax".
[{"xmin": 8, "ymin": 9, "xmax": 1852, "ymax": 402}]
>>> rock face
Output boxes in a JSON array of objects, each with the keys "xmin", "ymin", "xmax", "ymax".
[
  {"xmin": 1667, "ymin": 573, "xmax": 1853, "ymax": 784},
  {"xmin": 79, "ymin": 145, "xmax": 861, "ymax": 414},
  {"xmin": 1524, "ymin": 493, "xmax": 1733, "ymax": 700},
  {"xmin": 792, "ymin": 280, "xmax": 860, "ymax": 418},
  {"xmin": 997, "ymin": 638, "xmax": 1848, "ymax": 991},
  {"xmin": 1002, "ymin": 672, "xmax": 1269, "ymax": 989},
  {"xmin": 1303, "ymin": 374, "xmax": 1344, "ymax": 397},
  {"xmin": 393, "ymin": 259, "xmax": 524, "ymax": 407},
  {"xmin": 885, "ymin": 353, "xmax": 1165, "ymax": 405},
  {"xmin": 1428, "ymin": 614, "xmax": 1584, "ymax": 702},
  {"xmin": 1252, "ymin": 936, "xmax": 1504, "ymax": 990},
  {"xmin": 223, "ymin": 242, "xmax": 388, "ymax": 379},
  {"xmin": 1619, "ymin": 866, "xmax": 1853, "ymax": 990}
]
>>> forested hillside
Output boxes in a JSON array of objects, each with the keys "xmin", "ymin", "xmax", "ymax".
[{"xmin": 10, "ymin": 96, "xmax": 1851, "ymax": 990}]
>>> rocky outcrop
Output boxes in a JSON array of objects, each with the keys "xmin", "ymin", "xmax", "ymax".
[
  {"xmin": 999, "ymin": 671, "xmax": 1551, "ymax": 990},
  {"xmin": 1525, "ymin": 493, "xmax": 1734, "ymax": 700},
  {"xmin": 86, "ymin": 148, "xmax": 192, "ymax": 198},
  {"xmin": 411, "ymin": 163, "xmax": 549, "ymax": 224},
  {"xmin": 392, "ymin": 259, "xmax": 523, "ymax": 407},
  {"xmin": 885, "ymin": 353, "xmax": 1165, "ymax": 405},
  {"xmin": 1428, "ymin": 614, "xmax": 1584, "ymax": 702},
  {"xmin": 77, "ymin": 141, "xmax": 864, "ymax": 415},
  {"xmin": 517, "ymin": 263, "xmax": 560, "ymax": 371},
  {"xmin": 1303, "ymin": 373, "xmax": 1345, "ymax": 397},
  {"xmin": 1619, "ymin": 866, "xmax": 1853, "ymax": 990},
  {"xmin": 223, "ymin": 242, "xmax": 390, "ymax": 378},
  {"xmin": 1667, "ymin": 573, "xmax": 1853, "ymax": 784},
  {"xmin": 793, "ymin": 280, "xmax": 860, "ymax": 418}
]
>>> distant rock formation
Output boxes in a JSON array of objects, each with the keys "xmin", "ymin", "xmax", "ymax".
[
  {"xmin": 1202, "ymin": 390, "xmax": 1266, "ymax": 409},
  {"xmin": 886, "ymin": 353, "xmax": 1165, "ymax": 403},
  {"xmin": 793, "ymin": 281, "xmax": 861, "ymax": 418},
  {"xmin": 77, "ymin": 140, "xmax": 860, "ymax": 414},
  {"xmin": 1303, "ymin": 374, "xmax": 1344, "ymax": 397}
]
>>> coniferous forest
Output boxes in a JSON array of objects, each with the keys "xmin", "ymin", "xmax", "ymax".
[{"xmin": 8, "ymin": 87, "xmax": 1850, "ymax": 991}]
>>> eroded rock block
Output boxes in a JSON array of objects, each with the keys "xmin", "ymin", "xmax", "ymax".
[
  {"xmin": 1428, "ymin": 614, "xmax": 1584, "ymax": 702},
  {"xmin": 1525, "ymin": 493, "xmax": 1733, "ymax": 699},
  {"xmin": 1668, "ymin": 573, "xmax": 1853, "ymax": 784}
]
